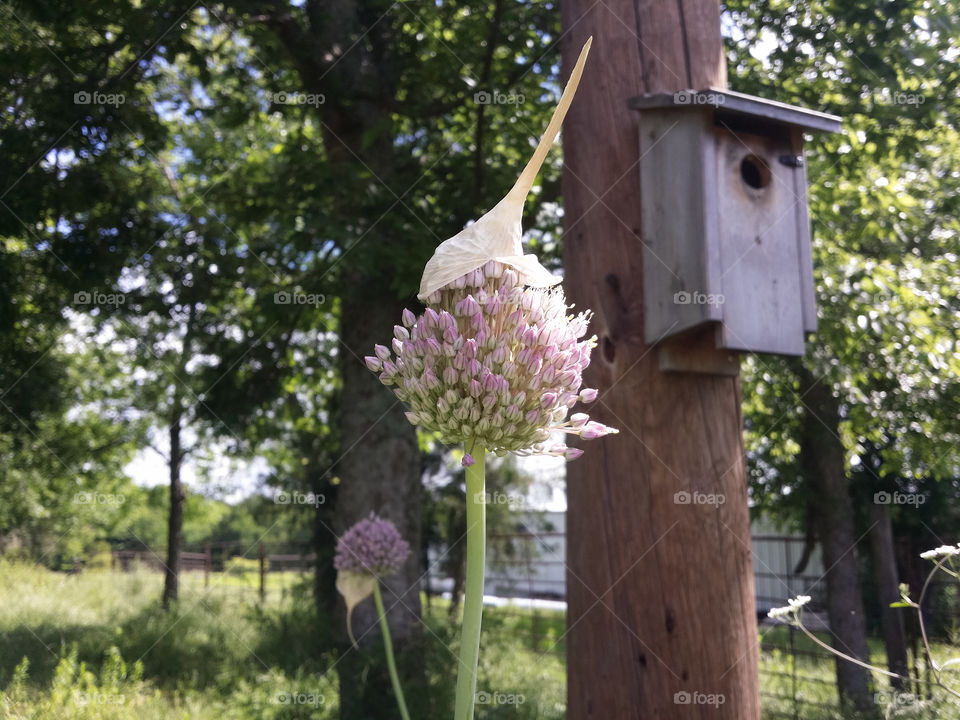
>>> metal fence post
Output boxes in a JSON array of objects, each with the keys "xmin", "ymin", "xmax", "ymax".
[{"xmin": 259, "ymin": 543, "xmax": 266, "ymax": 603}]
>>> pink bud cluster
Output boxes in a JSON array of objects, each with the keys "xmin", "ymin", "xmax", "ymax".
[
  {"xmin": 334, "ymin": 513, "xmax": 411, "ymax": 576},
  {"xmin": 365, "ymin": 260, "xmax": 617, "ymax": 459}
]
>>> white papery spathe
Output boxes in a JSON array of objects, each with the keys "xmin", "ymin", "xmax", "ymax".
[{"xmin": 417, "ymin": 38, "xmax": 593, "ymax": 301}]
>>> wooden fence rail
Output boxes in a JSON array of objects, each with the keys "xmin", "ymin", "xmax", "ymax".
[{"xmin": 110, "ymin": 545, "xmax": 315, "ymax": 598}]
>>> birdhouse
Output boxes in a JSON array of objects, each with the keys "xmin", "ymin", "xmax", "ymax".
[{"xmin": 628, "ymin": 89, "xmax": 842, "ymax": 359}]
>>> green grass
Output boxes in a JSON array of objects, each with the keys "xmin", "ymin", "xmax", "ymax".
[
  {"xmin": 2, "ymin": 561, "xmax": 958, "ymax": 719},
  {"xmin": 0, "ymin": 562, "xmax": 564, "ymax": 719}
]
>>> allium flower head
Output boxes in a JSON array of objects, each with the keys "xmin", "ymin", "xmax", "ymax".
[
  {"xmin": 367, "ymin": 260, "xmax": 616, "ymax": 458},
  {"xmin": 364, "ymin": 38, "xmax": 615, "ymax": 460},
  {"xmin": 335, "ymin": 512, "xmax": 411, "ymax": 576}
]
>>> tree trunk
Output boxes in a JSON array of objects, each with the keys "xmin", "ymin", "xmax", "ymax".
[
  {"xmin": 797, "ymin": 367, "xmax": 877, "ymax": 715},
  {"xmin": 561, "ymin": 2, "xmax": 760, "ymax": 717},
  {"xmin": 162, "ymin": 411, "xmax": 184, "ymax": 608},
  {"xmin": 869, "ymin": 501, "xmax": 909, "ymax": 690},
  {"xmin": 335, "ymin": 280, "xmax": 423, "ymax": 719},
  {"xmin": 308, "ymin": 454, "xmax": 340, "ymax": 628}
]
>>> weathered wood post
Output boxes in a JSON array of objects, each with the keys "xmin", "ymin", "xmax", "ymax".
[{"xmin": 561, "ymin": 2, "xmax": 761, "ymax": 717}]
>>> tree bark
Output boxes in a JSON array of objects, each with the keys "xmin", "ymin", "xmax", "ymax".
[
  {"xmin": 561, "ymin": 2, "xmax": 760, "ymax": 717},
  {"xmin": 869, "ymin": 501, "xmax": 909, "ymax": 690},
  {"xmin": 162, "ymin": 410, "xmax": 184, "ymax": 608},
  {"xmin": 335, "ymin": 280, "xmax": 423, "ymax": 719},
  {"xmin": 797, "ymin": 367, "xmax": 877, "ymax": 715}
]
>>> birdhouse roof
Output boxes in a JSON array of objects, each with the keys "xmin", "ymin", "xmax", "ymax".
[{"xmin": 628, "ymin": 88, "xmax": 842, "ymax": 134}]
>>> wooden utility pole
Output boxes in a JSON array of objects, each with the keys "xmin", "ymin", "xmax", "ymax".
[{"xmin": 561, "ymin": 2, "xmax": 761, "ymax": 718}]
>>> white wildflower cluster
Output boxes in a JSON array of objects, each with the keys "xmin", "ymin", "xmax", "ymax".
[
  {"xmin": 767, "ymin": 595, "xmax": 812, "ymax": 622},
  {"xmin": 920, "ymin": 544, "xmax": 960, "ymax": 560}
]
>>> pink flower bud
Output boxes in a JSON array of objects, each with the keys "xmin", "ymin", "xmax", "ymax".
[
  {"xmin": 462, "ymin": 453, "xmax": 476, "ymax": 467},
  {"xmin": 364, "ymin": 356, "xmax": 382, "ymax": 372},
  {"xmin": 375, "ymin": 344, "xmax": 391, "ymax": 361},
  {"xmin": 565, "ymin": 447, "xmax": 584, "ymax": 460},
  {"xmin": 581, "ymin": 421, "xmax": 617, "ymax": 440},
  {"xmin": 560, "ymin": 392, "xmax": 579, "ymax": 407},
  {"xmin": 579, "ymin": 388, "xmax": 598, "ymax": 404},
  {"xmin": 402, "ymin": 308, "xmax": 416, "ymax": 327},
  {"xmin": 438, "ymin": 311, "xmax": 456, "ymax": 331},
  {"xmin": 394, "ymin": 325, "xmax": 409, "ymax": 341}
]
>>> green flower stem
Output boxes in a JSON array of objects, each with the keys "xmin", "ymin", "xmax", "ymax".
[
  {"xmin": 454, "ymin": 448, "xmax": 486, "ymax": 720},
  {"xmin": 372, "ymin": 581, "xmax": 411, "ymax": 720}
]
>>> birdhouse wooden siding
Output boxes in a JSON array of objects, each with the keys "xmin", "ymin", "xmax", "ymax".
[{"xmin": 628, "ymin": 89, "xmax": 842, "ymax": 356}]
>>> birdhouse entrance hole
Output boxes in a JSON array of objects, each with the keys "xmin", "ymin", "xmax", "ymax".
[{"xmin": 740, "ymin": 154, "xmax": 771, "ymax": 189}]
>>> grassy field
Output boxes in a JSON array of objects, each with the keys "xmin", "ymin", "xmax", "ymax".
[{"xmin": 0, "ymin": 561, "xmax": 956, "ymax": 718}]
